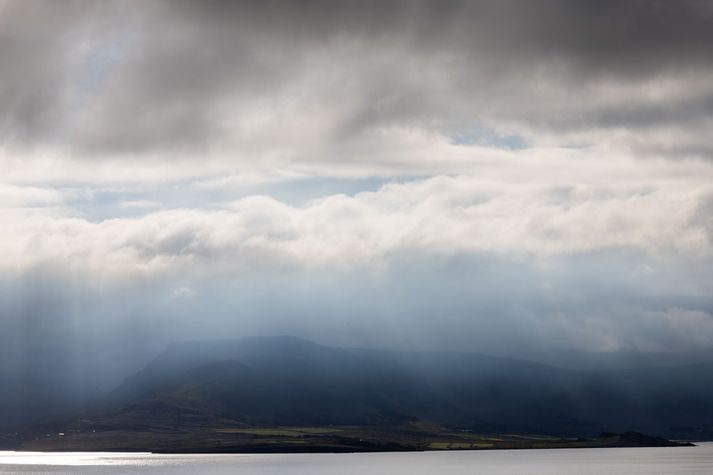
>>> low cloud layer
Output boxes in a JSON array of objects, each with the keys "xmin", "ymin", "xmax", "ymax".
[
  {"xmin": 3, "ymin": 171, "xmax": 712, "ymax": 272},
  {"xmin": 2, "ymin": 173, "xmax": 712, "ymax": 371}
]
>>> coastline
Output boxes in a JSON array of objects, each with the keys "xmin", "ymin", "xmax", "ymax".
[{"xmin": 5, "ymin": 427, "xmax": 696, "ymax": 454}]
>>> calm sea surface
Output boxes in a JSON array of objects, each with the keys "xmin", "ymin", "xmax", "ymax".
[{"xmin": 1, "ymin": 443, "xmax": 712, "ymax": 474}]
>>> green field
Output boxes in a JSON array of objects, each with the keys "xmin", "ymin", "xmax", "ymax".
[{"xmin": 10, "ymin": 419, "xmax": 692, "ymax": 454}]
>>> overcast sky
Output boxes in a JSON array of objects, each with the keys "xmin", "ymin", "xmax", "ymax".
[{"xmin": 2, "ymin": 1, "xmax": 713, "ymax": 379}]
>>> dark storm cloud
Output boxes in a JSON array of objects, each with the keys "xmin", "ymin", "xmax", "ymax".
[
  {"xmin": 0, "ymin": 1, "xmax": 79, "ymax": 144},
  {"xmin": 3, "ymin": 0, "xmax": 713, "ymax": 158},
  {"xmin": 164, "ymin": 0, "xmax": 713, "ymax": 77}
]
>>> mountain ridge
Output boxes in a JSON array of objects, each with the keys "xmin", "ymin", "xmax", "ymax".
[{"xmin": 6, "ymin": 336, "xmax": 713, "ymax": 452}]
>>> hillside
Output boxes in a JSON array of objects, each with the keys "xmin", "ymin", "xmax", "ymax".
[{"xmin": 10, "ymin": 337, "xmax": 713, "ymax": 451}]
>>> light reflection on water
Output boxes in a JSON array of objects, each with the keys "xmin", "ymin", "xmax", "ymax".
[
  {"xmin": 0, "ymin": 452, "xmax": 149, "ymax": 466},
  {"xmin": 1, "ymin": 443, "xmax": 712, "ymax": 474}
]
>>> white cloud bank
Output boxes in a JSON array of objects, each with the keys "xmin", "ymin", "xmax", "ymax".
[{"xmin": 2, "ymin": 170, "xmax": 710, "ymax": 274}]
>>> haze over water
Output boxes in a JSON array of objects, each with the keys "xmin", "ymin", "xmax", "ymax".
[{"xmin": 2, "ymin": 444, "xmax": 713, "ymax": 475}]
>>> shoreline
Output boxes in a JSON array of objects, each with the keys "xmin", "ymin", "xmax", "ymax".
[{"xmin": 0, "ymin": 438, "xmax": 696, "ymax": 455}]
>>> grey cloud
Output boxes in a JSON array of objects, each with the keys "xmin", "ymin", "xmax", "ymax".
[
  {"xmin": 4, "ymin": 0, "xmax": 713, "ymax": 160},
  {"xmin": 0, "ymin": 1, "xmax": 75, "ymax": 144}
]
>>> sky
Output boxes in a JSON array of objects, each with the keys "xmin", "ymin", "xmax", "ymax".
[{"xmin": 2, "ymin": 0, "xmax": 713, "ymax": 384}]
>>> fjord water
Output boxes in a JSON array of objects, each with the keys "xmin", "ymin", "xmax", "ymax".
[{"xmin": 1, "ymin": 444, "xmax": 712, "ymax": 475}]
